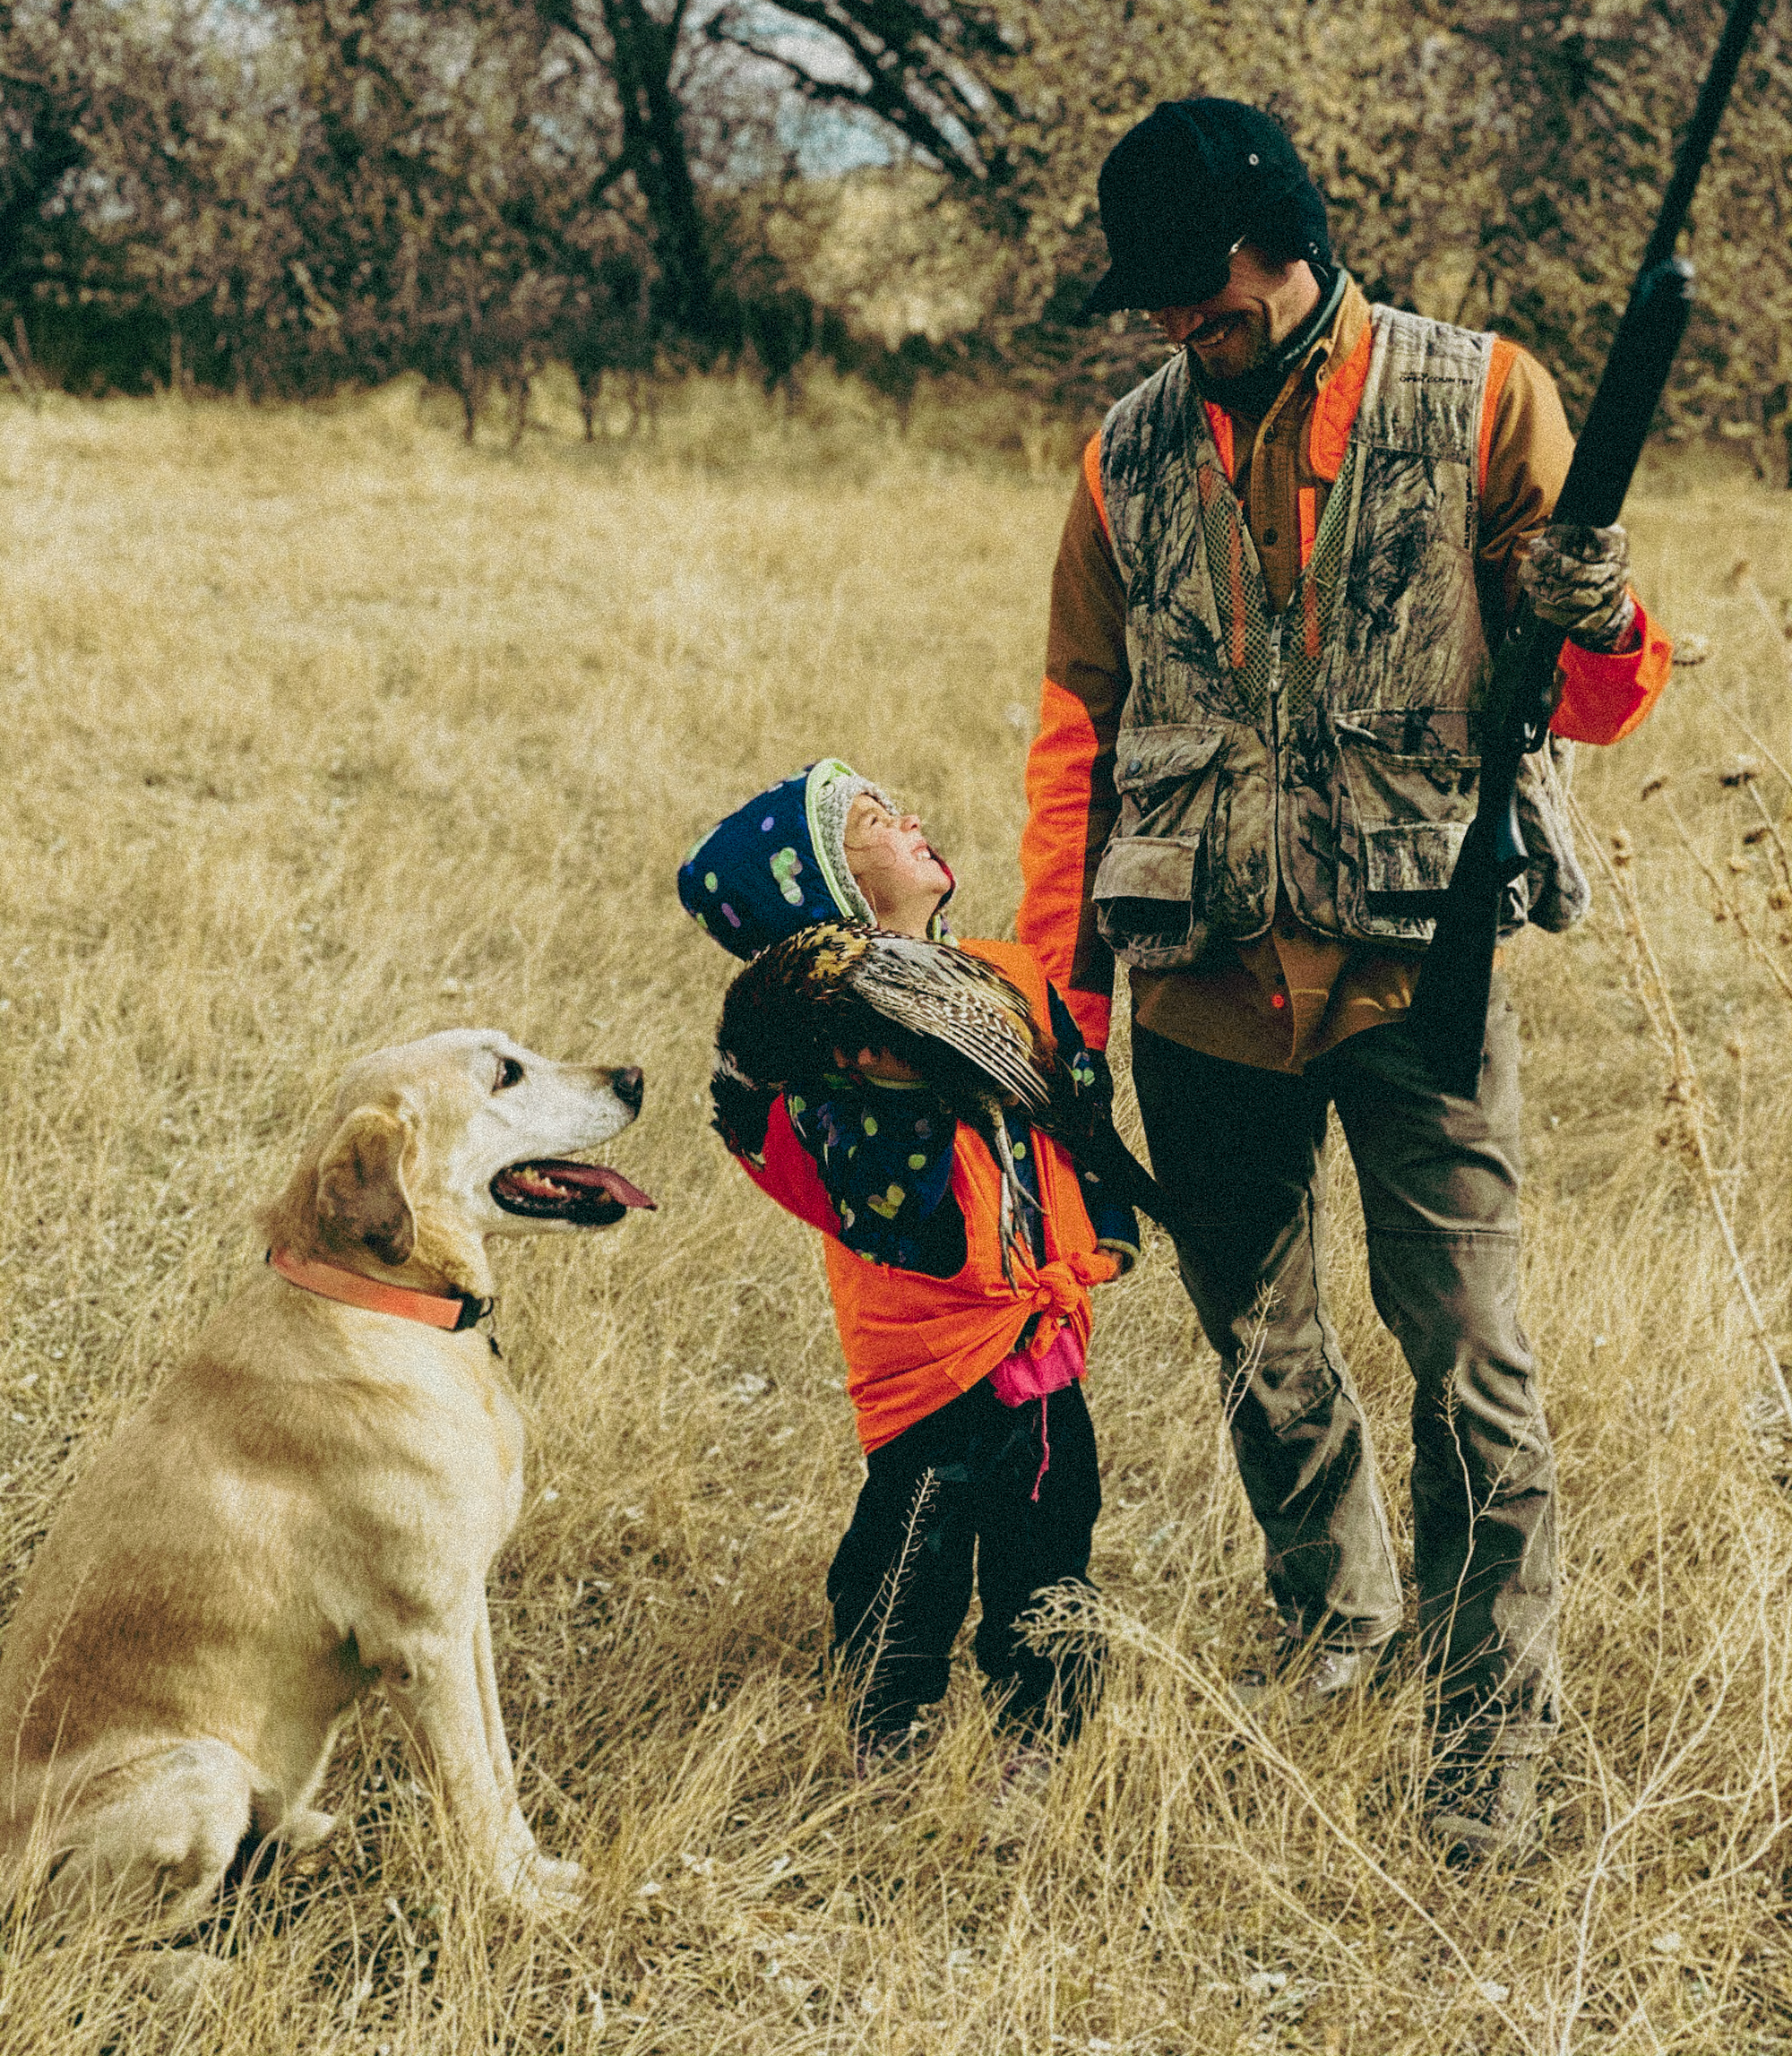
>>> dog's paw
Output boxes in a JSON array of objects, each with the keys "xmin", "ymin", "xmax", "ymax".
[
  {"xmin": 278, "ymin": 1808, "xmax": 337, "ymax": 1851},
  {"xmin": 531, "ymin": 1854, "xmax": 585, "ymax": 1904},
  {"xmin": 494, "ymin": 1851, "xmax": 584, "ymax": 1914}
]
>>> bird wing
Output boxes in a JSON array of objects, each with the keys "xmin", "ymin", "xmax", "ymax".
[
  {"xmin": 714, "ymin": 921, "xmax": 878, "ymax": 1088},
  {"xmin": 846, "ymin": 935, "xmax": 1052, "ymax": 1112}
]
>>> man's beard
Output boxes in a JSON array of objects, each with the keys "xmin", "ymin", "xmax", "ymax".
[
  {"xmin": 1186, "ymin": 312, "xmax": 1270, "ymax": 377},
  {"xmin": 1188, "ymin": 267, "xmax": 1345, "ymax": 420}
]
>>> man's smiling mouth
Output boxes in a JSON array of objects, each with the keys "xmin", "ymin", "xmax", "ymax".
[{"xmin": 1190, "ymin": 312, "xmax": 1247, "ymax": 348}]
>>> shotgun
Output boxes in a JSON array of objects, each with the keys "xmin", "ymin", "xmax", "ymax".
[{"xmin": 1406, "ymin": 0, "xmax": 1770, "ymax": 1099}]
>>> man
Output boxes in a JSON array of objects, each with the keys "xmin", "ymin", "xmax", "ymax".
[{"xmin": 1017, "ymin": 98, "xmax": 1672, "ymax": 1860}]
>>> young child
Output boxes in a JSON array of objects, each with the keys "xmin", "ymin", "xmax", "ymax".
[{"xmin": 678, "ymin": 759, "xmax": 1136, "ymax": 1763}]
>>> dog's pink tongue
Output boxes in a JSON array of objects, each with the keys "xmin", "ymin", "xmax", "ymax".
[{"xmin": 572, "ymin": 1163, "xmax": 656, "ymax": 1209}]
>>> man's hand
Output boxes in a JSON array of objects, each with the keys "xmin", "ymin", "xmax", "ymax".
[{"xmin": 1519, "ymin": 522, "xmax": 1639, "ymax": 653}]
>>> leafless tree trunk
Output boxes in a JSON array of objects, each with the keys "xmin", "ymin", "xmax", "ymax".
[
  {"xmin": 0, "ymin": 312, "xmax": 41, "ymax": 405},
  {"xmin": 535, "ymin": 0, "xmax": 722, "ymax": 345}
]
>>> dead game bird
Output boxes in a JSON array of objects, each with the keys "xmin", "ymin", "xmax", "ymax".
[{"xmin": 712, "ymin": 921, "xmax": 1178, "ymax": 1278}]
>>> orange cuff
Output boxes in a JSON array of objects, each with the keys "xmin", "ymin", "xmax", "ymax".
[
  {"xmin": 1550, "ymin": 599, "xmax": 1673, "ymax": 746},
  {"xmin": 1084, "ymin": 1246, "xmax": 1123, "ymax": 1286}
]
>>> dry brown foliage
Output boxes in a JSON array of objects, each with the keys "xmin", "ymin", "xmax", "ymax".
[
  {"xmin": 0, "ymin": 381, "xmax": 1790, "ymax": 2051},
  {"xmin": 11, "ymin": 0, "xmax": 1792, "ymax": 471}
]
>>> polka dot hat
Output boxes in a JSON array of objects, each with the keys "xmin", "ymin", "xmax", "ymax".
[{"xmin": 678, "ymin": 760, "xmax": 951, "ymax": 962}]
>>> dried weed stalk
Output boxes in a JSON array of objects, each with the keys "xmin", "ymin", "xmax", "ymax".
[
  {"xmin": 1640, "ymin": 772, "xmax": 1792, "ymax": 1005},
  {"xmin": 1570, "ymin": 792, "xmax": 1792, "ymax": 1427}
]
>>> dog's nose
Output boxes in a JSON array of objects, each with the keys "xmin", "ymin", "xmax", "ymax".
[{"xmin": 611, "ymin": 1065, "xmax": 644, "ymax": 1112}]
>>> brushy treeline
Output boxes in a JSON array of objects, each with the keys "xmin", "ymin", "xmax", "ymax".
[{"xmin": 3, "ymin": 0, "xmax": 1791, "ymax": 466}]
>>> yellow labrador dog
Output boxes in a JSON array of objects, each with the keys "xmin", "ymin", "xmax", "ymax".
[{"xmin": 0, "ymin": 1028, "xmax": 651, "ymax": 1931}]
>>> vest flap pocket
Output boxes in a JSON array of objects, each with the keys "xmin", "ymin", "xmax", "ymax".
[
  {"xmin": 1114, "ymin": 723, "xmax": 1228, "ymax": 795},
  {"xmin": 1362, "ymin": 821, "xmax": 1468, "ymax": 899},
  {"xmin": 1112, "ymin": 724, "xmax": 1230, "ymax": 851},
  {"xmin": 1093, "ymin": 834, "xmax": 1198, "ymax": 905}
]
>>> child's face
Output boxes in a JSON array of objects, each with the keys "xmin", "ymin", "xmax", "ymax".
[{"xmin": 843, "ymin": 793, "xmax": 953, "ymax": 936}]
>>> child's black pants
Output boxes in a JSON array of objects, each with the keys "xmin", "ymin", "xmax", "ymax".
[{"xmin": 826, "ymin": 1375, "xmax": 1102, "ymax": 1741}]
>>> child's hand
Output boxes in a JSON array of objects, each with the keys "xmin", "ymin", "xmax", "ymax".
[{"xmin": 835, "ymin": 1045, "xmax": 925, "ymax": 1084}]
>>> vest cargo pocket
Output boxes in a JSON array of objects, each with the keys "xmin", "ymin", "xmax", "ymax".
[
  {"xmin": 1362, "ymin": 822, "xmax": 1469, "ymax": 925},
  {"xmin": 1512, "ymin": 738, "xmax": 1588, "ymax": 933},
  {"xmin": 1334, "ymin": 711, "xmax": 1480, "ymax": 940},
  {"xmin": 1098, "ymin": 722, "xmax": 1230, "ymax": 968},
  {"xmin": 1093, "ymin": 835, "xmax": 1200, "ymax": 968}
]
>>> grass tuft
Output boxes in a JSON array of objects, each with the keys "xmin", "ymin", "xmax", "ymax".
[{"xmin": 0, "ymin": 382, "xmax": 1790, "ymax": 2051}]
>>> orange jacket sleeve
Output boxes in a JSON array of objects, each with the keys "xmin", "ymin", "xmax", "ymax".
[{"xmin": 1017, "ymin": 439, "xmax": 1125, "ymax": 1049}]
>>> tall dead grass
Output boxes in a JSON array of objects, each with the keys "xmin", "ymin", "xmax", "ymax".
[{"xmin": 0, "ymin": 375, "xmax": 1790, "ymax": 2053}]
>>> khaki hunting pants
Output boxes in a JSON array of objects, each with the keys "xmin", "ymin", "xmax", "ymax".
[{"xmin": 1131, "ymin": 978, "xmax": 1557, "ymax": 1751}]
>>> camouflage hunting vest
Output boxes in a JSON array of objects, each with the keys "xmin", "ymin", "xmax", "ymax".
[{"xmin": 1090, "ymin": 305, "xmax": 1589, "ymax": 971}]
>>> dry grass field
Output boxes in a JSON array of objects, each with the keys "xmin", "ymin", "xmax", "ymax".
[{"xmin": 2, "ymin": 370, "xmax": 1792, "ymax": 2053}]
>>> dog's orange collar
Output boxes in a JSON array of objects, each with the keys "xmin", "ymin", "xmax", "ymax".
[{"xmin": 268, "ymin": 1249, "xmax": 491, "ymax": 1333}]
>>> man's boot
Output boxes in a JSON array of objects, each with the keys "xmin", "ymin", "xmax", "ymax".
[
  {"xmin": 1231, "ymin": 1616, "xmax": 1387, "ymax": 1716},
  {"xmin": 1426, "ymin": 1742, "xmax": 1541, "ymax": 1864}
]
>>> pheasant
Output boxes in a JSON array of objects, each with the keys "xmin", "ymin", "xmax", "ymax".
[{"xmin": 711, "ymin": 921, "xmax": 1177, "ymax": 1280}]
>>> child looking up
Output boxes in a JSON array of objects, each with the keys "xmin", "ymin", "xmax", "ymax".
[{"xmin": 679, "ymin": 760, "xmax": 1136, "ymax": 1765}]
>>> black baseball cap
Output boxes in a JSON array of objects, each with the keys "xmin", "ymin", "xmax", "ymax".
[{"xmin": 1080, "ymin": 99, "xmax": 1331, "ymax": 320}]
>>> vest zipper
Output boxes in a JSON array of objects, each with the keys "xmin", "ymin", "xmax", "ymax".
[{"xmin": 1265, "ymin": 611, "xmax": 1285, "ymax": 905}]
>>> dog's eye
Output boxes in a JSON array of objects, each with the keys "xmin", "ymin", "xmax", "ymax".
[{"xmin": 495, "ymin": 1056, "xmax": 525, "ymax": 1092}]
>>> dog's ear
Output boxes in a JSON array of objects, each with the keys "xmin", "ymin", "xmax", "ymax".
[{"xmin": 315, "ymin": 1106, "xmax": 416, "ymax": 1268}]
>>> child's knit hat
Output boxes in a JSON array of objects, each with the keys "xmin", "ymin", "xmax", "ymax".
[{"xmin": 678, "ymin": 761, "xmax": 947, "ymax": 961}]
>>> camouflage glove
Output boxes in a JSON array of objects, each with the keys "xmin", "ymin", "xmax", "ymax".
[{"xmin": 1518, "ymin": 522, "xmax": 1638, "ymax": 653}]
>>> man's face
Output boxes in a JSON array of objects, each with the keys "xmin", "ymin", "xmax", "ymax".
[{"xmin": 1149, "ymin": 245, "xmax": 1316, "ymax": 383}]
